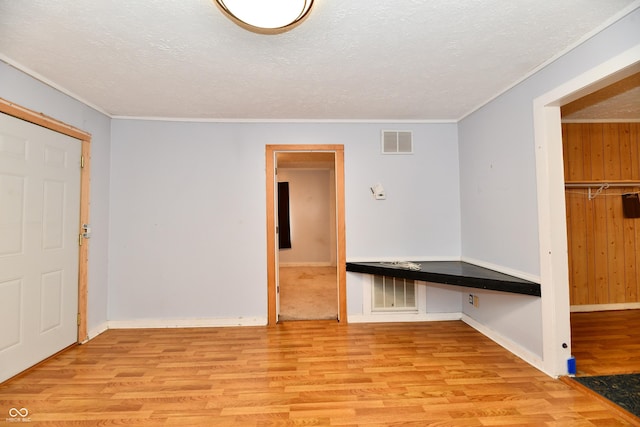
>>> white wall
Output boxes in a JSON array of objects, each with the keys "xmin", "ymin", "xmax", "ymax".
[
  {"xmin": 108, "ymin": 121, "xmax": 460, "ymax": 324},
  {"xmin": 458, "ymin": 8, "xmax": 640, "ymax": 374},
  {"xmin": 425, "ymin": 283, "xmax": 464, "ymax": 314},
  {"xmin": 0, "ymin": 60, "xmax": 112, "ymax": 338},
  {"xmin": 462, "ymin": 290, "xmax": 542, "ymax": 360},
  {"xmin": 277, "ymin": 168, "xmax": 334, "ymax": 266}
]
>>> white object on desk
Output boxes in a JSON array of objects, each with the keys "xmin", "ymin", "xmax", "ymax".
[{"xmin": 380, "ymin": 261, "xmax": 421, "ymax": 271}]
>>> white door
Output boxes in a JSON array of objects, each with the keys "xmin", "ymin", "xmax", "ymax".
[{"xmin": 0, "ymin": 112, "xmax": 81, "ymax": 382}]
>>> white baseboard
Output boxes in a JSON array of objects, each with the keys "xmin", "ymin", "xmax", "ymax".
[
  {"xmin": 79, "ymin": 317, "xmax": 267, "ymax": 343},
  {"xmin": 460, "ymin": 257, "xmax": 541, "ymax": 283},
  {"xmin": 348, "ymin": 312, "xmax": 462, "ymax": 323},
  {"xmin": 107, "ymin": 317, "xmax": 268, "ymax": 329},
  {"xmin": 570, "ymin": 302, "xmax": 640, "ymax": 312},
  {"xmin": 85, "ymin": 321, "xmax": 109, "ymax": 343},
  {"xmin": 461, "ymin": 314, "xmax": 545, "ymax": 374}
]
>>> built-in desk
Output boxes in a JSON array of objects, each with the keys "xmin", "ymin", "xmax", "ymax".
[{"xmin": 346, "ymin": 261, "xmax": 541, "ymax": 297}]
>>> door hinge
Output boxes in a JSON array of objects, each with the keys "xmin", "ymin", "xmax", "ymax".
[
  {"xmin": 81, "ymin": 155, "xmax": 85, "ymax": 168},
  {"xmin": 277, "ymin": 285, "xmax": 279, "ymax": 294},
  {"xmin": 79, "ymin": 233, "xmax": 83, "ymax": 246},
  {"xmin": 275, "ymin": 167, "xmax": 277, "ymax": 175},
  {"xmin": 77, "ymin": 313, "xmax": 81, "ymax": 326}
]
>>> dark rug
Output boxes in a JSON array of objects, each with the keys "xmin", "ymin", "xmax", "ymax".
[{"xmin": 573, "ymin": 374, "xmax": 640, "ymax": 417}]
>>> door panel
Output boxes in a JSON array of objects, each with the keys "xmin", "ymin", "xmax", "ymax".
[
  {"xmin": 0, "ymin": 174, "xmax": 24, "ymax": 255},
  {"xmin": 0, "ymin": 112, "xmax": 81, "ymax": 382}
]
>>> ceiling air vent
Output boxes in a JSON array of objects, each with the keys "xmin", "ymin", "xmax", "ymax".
[{"xmin": 381, "ymin": 130, "xmax": 413, "ymax": 154}]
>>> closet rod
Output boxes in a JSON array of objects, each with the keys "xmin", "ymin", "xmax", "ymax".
[{"xmin": 565, "ymin": 181, "xmax": 640, "ymax": 188}]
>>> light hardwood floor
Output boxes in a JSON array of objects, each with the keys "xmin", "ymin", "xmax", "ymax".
[
  {"xmin": 1, "ymin": 321, "xmax": 637, "ymax": 426},
  {"xmin": 571, "ymin": 309, "xmax": 640, "ymax": 376}
]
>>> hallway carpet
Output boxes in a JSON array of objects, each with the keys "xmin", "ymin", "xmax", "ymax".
[{"xmin": 278, "ymin": 266, "xmax": 338, "ymax": 321}]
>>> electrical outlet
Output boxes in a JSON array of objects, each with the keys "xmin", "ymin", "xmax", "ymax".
[{"xmin": 468, "ymin": 294, "xmax": 473, "ymax": 304}]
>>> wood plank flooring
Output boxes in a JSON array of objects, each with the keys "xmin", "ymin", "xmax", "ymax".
[
  {"xmin": 1, "ymin": 320, "xmax": 637, "ymax": 426},
  {"xmin": 571, "ymin": 309, "xmax": 640, "ymax": 376}
]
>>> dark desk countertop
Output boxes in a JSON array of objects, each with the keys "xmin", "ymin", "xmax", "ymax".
[{"xmin": 346, "ymin": 261, "xmax": 541, "ymax": 297}]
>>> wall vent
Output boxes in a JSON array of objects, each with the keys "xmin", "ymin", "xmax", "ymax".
[
  {"xmin": 372, "ymin": 275, "xmax": 417, "ymax": 311},
  {"xmin": 381, "ymin": 130, "xmax": 413, "ymax": 154}
]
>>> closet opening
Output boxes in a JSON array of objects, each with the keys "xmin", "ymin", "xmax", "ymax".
[{"xmin": 561, "ymin": 69, "xmax": 640, "ymax": 377}]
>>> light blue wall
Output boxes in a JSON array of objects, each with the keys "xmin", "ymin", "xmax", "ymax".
[
  {"xmin": 458, "ymin": 8, "xmax": 640, "ymax": 359},
  {"xmin": 0, "ymin": 61, "xmax": 112, "ymax": 336},
  {"xmin": 108, "ymin": 120, "xmax": 460, "ymax": 322},
  {"xmin": 346, "ymin": 125, "xmax": 461, "ymax": 260},
  {"xmin": 460, "ymin": 9, "xmax": 640, "ymax": 276}
]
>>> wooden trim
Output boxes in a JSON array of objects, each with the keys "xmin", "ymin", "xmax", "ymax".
[
  {"xmin": 265, "ymin": 145, "xmax": 347, "ymax": 325},
  {"xmin": 334, "ymin": 148, "xmax": 347, "ymax": 322},
  {"xmin": 266, "ymin": 148, "xmax": 277, "ymax": 325},
  {"xmin": 0, "ymin": 98, "xmax": 90, "ymax": 141},
  {"xmin": 559, "ymin": 376, "xmax": 640, "ymax": 425},
  {"xmin": 78, "ymin": 135, "xmax": 90, "ymax": 342},
  {"xmin": 0, "ymin": 97, "xmax": 91, "ymax": 343}
]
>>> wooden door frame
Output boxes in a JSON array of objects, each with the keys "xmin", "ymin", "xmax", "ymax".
[
  {"xmin": 266, "ymin": 144, "xmax": 346, "ymax": 325},
  {"xmin": 0, "ymin": 98, "xmax": 91, "ymax": 343}
]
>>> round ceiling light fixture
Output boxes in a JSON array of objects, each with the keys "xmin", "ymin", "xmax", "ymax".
[{"xmin": 214, "ymin": 0, "xmax": 314, "ymax": 34}]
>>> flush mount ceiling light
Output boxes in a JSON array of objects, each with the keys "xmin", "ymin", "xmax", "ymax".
[{"xmin": 214, "ymin": 0, "xmax": 314, "ymax": 34}]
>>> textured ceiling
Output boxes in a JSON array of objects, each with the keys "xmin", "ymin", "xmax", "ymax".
[
  {"xmin": 562, "ymin": 72, "xmax": 640, "ymax": 120},
  {"xmin": 0, "ymin": 0, "xmax": 638, "ymax": 121}
]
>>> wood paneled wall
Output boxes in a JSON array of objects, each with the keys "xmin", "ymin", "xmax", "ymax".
[{"xmin": 563, "ymin": 123, "xmax": 640, "ymax": 306}]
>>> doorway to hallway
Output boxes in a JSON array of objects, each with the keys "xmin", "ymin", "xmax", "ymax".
[{"xmin": 265, "ymin": 145, "xmax": 346, "ymax": 325}]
